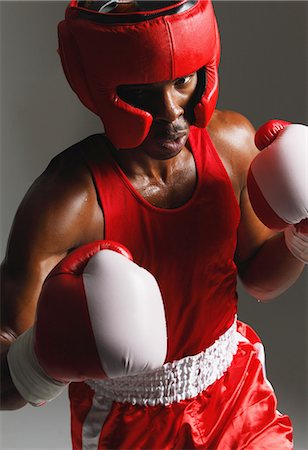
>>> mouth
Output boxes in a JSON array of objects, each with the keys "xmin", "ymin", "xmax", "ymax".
[
  {"xmin": 156, "ymin": 132, "xmax": 188, "ymax": 153},
  {"xmin": 157, "ymin": 130, "xmax": 187, "ymax": 141}
]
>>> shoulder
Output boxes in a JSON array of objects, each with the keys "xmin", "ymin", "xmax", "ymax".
[
  {"xmin": 207, "ymin": 110, "xmax": 259, "ymax": 190},
  {"xmin": 46, "ymin": 133, "xmax": 106, "ymax": 181},
  {"xmin": 31, "ymin": 133, "xmax": 107, "ymax": 206},
  {"xmin": 1, "ymin": 134, "xmax": 108, "ymax": 334},
  {"xmin": 207, "ymin": 109, "xmax": 256, "ymax": 145},
  {"xmin": 8, "ymin": 134, "xmax": 107, "ymax": 258}
]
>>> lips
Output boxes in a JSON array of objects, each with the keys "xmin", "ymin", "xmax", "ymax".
[
  {"xmin": 156, "ymin": 133, "xmax": 188, "ymax": 154},
  {"xmin": 157, "ymin": 130, "xmax": 187, "ymax": 141}
]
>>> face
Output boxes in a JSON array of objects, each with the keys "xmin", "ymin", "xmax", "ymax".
[{"xmin": 117, "ymin": 72, "xmax": 198, "ymax": 159}]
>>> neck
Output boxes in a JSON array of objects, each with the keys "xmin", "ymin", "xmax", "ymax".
[{"xmin": 111, "ymin": 145, "xmax": 192, "ymax": 183}]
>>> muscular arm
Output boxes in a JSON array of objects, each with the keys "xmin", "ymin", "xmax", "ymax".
[
  {"xmin": 232, "ymin": 114, "xmax": 304, "ymax": 301},
  {"xmin": 236, "ymin": 186, "xmax": 304, "ymax": 301},
  {"xmin": 1, "ymin": 140, "xmax": 104, "ymax": 409},
  {"xmin": 209, "ymin": 111, "xmax": 305, "ymax": 302}
]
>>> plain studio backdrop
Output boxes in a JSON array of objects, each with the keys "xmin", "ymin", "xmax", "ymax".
[{"xmin": 0, "ymin": 1, "xmax": 307, "ymax": 449}]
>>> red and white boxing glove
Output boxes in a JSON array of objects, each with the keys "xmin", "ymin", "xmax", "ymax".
[
  {"xmin": 7, "ymin": 241, "xmax": 167, "ymax": 405},
  {"xmin": 247, "ymin": 120, "xmax": 308, "ymax": 263}
]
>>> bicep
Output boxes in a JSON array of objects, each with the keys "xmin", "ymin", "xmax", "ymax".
[
  {"xmin": 1, "ymin": 165, "xmax": 103, "ymax": 336},
  {"xmin": 1, "ymin": 255, "xmax": 65, "ymax": 336},
  {"xmin": 235, "ymin": 185, "xmax": 277, "ymax": 274},
  {"xmin": 1, "ymin": 194, "xmax": 71, "ymax": 334},
  {"xmin": 214, "ymin": 111, "xmax": 278, "ymax": 271}
]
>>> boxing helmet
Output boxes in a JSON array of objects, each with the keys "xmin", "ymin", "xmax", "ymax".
[{"xmin": 58, "ymin": 0, "xmax": 220, "ymax": 149}]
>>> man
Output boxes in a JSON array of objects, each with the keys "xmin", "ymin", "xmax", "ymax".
[{"xmin": 1, "ymin": 0, "xmax": 307, "ymax": 448}]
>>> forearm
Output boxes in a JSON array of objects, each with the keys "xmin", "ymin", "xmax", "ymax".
[{"xmin": 239, "ymin": 232, "xmax": 305, "ymax": 302}]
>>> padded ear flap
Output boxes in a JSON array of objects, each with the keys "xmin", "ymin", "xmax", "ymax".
[
  {"xmin": 58, "ymin": 20, "xmax": 98, "ymax": 115},
  {"xmin": 194, "ymin": 16, "xmax": 220, "ymax": 127},
  {"xmin": 99, "ymin": 92, "xmax": 153, "ymax": 149}
]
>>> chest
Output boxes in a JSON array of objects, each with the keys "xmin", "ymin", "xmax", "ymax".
[
  {"xmin": 135, "ymin": 156, "xmax": 197, "ymax": 209},
  {"xmin": 131, "ymin": 152, "xmax": 241, "ymax": 209}
]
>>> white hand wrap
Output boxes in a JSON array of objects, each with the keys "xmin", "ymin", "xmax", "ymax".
[
  {"xmin": 7, "ymin": 328, "xmax": 67, "ymax": 406},
  {"xmin": 284, "ymin": 225, "xmax": 308, "ymax": 264}
]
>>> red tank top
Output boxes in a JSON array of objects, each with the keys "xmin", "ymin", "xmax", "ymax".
[{"xmin": 82, "ymin": 126, "xmax": 240, "ymax": 362}]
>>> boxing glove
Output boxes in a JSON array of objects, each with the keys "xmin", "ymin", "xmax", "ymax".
[
  {"xmin": 7, "ymin": 240, "xmax": 167, "ymax": 405},
  {"xmin": 247, "ymin": 120, "xmax": 308, "ymax": 232},
  {"xmin": 284, "ymin": 224, "xmax": 308, "ymax": 264}
]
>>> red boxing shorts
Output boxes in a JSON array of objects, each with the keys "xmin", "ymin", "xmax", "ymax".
[{"xmin": 70, "ymin": 319, "xmax": 293, "ymax": 449}]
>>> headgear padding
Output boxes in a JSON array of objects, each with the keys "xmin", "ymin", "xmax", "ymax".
[{"xmin": 58, "ymin": 0, "xmax": 220, "ymax": 149}]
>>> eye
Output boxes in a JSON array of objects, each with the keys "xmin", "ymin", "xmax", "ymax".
[
  {"xmin": 131, "ymin": 88, "xmax": 147, "ymax": 97},
  {"xmin": 118, "ymin": 86, "xmax": 147, "ymax": 101},
  {"xmin": 117, "ymin": 85, "xmax": 153, "ymax": 109},
  {"xmin": 118, "ymin": 84, "xmax": 154, "ymax": 98},
  {"xmin": 174, "ymin": 73, "xmax": 196, "ymax": 88}
]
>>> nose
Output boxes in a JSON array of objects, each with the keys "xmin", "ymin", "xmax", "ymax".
[{"xmin": 153, "ymin": 88, "xmax": 184, "ymax": 123}]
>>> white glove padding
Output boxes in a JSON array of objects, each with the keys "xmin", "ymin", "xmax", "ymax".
[
  {"xmin": 82, "ymin": 249, "xmax": 167, "ymax": 378},
  {"xmin": 284, "ymin": 225, "xmax": 308, "ymax": 264},
  {"xmin": 248, "ymin": 123, "xmax": 308, "ymax": 230}
]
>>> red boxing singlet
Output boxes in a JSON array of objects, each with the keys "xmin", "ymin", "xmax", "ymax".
[
  {"xmin": 81, "ymin": 126, "xmax": 239, "ymax": 362},
  {"xmin": 69, "ymin": 127, "xmax": 293, "ymax": 449}
]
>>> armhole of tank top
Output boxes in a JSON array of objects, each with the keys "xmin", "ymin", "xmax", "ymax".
[
  {"xmin": 203, "ymin": 128, "xmax": 240, "ymax": 215},
  {"xmin": 77, "ymin": 145, "xmax": 107, "ymax": 236},
  {"xmin": 189, "ymin": 124, "xmax": 209, "ymax": 166}
]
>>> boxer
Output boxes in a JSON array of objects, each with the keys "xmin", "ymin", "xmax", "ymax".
[{"xmin": 1, "ymin": 0, "xmax": 307, "ymax": 448}]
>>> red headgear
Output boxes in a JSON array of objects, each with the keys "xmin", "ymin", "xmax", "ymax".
[{"xmin": 58, "ymin": 0, "xmax": 220, "ymax": 148}]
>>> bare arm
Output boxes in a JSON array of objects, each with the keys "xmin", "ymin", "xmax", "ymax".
[
  {"xmin": 208, "ymin": 110, "xmax": 305, "ymax": 302},
  {"xmin": 231, "ymin": 114, "xmax": 305, "ymax": 301},
  {"xmin": 236, "ymin": 187, "xmax": 305, "ymax": 301},
  {"xmin": 1, "ymin": 143, "xmax": 103, "ymax": 409}
]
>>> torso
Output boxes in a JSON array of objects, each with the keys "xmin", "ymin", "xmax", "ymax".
[
  {"xmin": 0, "ymin": 109, "xmax": 257, "ymax": 339},
  {"xmin": 72, "ymin": 109, "xmax": 247, "ymax": 234},
  {"xmin": 80, "ymin": 122, "xmax": 240, "ymax": 360}
]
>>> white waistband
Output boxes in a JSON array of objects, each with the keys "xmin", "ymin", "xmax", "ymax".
[{"xmin": 87, "ymin": 316, "xmax": 239, "ymax": 406}]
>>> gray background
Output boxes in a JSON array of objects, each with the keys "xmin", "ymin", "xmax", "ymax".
[{"xmin": 0, "ymin": 1, "xmax": 307, "ymax": 449}]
